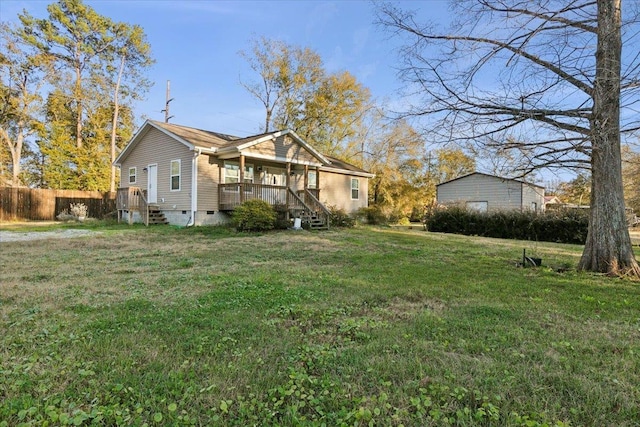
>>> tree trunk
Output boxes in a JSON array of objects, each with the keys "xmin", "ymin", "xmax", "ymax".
[
  {"xmin": 10, "ymin": 130, "xmax": 24, "ymax": 186},
  {"xmin": 265, "ymin": 108, "xmax": 271, "ymax": 133},
  {"xmin": 110, "ymin": 55, "xmax": 125, "ymax": 193},
  {"xmin": 75, "ymin": 65, "xmax": 83, "ymax": 149},
  {"xmin": 578, "ymin": 0, "xmax": 640, "ymax": 277}
]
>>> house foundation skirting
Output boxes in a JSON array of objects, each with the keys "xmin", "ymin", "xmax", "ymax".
[
  {"xmin": 192, "ymin": 210, "xmax": 230, "ymax": 226},
  {"xmin": 121, "ymin": 209, "xmax": 230, "ymax": 226}
]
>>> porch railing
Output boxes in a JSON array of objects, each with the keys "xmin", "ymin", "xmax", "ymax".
[
  {"xmin": 219, "ymin": 183, "xmax": 287, "ymax": 210},
  {"xmin": 218, "ymin": 183, "xmax": 329, "ymax": 229},
  {"xmin": 116, "ymin": 186, "xmax": 149, "ymax": 226}
]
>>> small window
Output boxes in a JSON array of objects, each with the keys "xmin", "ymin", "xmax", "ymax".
[
  {"xmin": 466, "ymin": 201, "xmax": 488, "ymax": 212},
  {"xmin": 128, "ymin": 167, "xmax": 136, "ymax": 184},
  {"xmin": 170, "ymin": 159, "xmax": 181, "ymax": 191},
  {"xmin": 308, "ymin": 170, "xmax": 317, "ymax": 189},
  {"xmin": 351, "ymin": 178, "xmax": 359, "ymax": 200}
]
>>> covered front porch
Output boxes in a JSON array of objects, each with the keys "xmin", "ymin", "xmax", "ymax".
[
  {"xmin": 218, "ymin": 155, "xmax": 330, "ymax": 228},
  {"xmin": 219, "ymin": 183, "xmax": 328, "ymax": 228}
]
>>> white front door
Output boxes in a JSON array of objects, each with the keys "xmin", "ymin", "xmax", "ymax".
[
  {"xmin": 262, "ymin": 168, "xmax": 287, "ymax": 186},
  {"xmin": 147, "ymin": 164, "xmax": 158, "ymax": 203},
  {"xmin": 261, "ymin": 168, "xmax": 287, "ymax": 204}
]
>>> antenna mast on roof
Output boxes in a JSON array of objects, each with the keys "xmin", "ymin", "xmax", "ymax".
[{"xmin": 161, "ymin": 80, "xmax": 174, "ymax": 123}]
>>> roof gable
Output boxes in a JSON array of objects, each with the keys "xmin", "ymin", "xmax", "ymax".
[
  {"xmin": 115, "ymin": 120, "xmax": 196, "ymax": 165},
  {"xmin": 217, "ymin": 129, "xmax": 330, "ymax": 165},
  {"xmin": 115, "ymin": 121, "xmax": 371, "ymax": 177}
]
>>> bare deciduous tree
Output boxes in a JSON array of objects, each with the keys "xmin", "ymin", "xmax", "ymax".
[{"xmin": 378, "ymin": 0, "xmax": 640, "ymax": 277}]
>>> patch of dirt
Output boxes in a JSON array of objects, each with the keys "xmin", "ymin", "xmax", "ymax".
[{"xmin": 0, "ymin": 229, "xmax": 102, "ymax": 243}]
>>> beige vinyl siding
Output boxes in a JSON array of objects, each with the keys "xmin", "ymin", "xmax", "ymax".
[
  {"xmin": 289, "ymin": 169, "xmax": 304, "ymax": 191},
  {"xmin": 119, "ymin": 127, "xmax": 192, "ymax": 210},
  {"xmin": 319, "ymin": 170, "xmax": 368, "ymax": 214},
  {"xmin": 437, "ymin": 174, "xmax": 524, "ymax": 211},
  {"xmin": 197, "ymin": 154, "xmax": 222, "ymax": 211},
  {"xmin": 243, "ymin": 135, "xmax": 318, "ymax": 164}
]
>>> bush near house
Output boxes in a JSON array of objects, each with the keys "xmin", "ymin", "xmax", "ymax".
[
  {"xmin": 357, "ymin": 205, "xmax": 410, "ymax": 225},
  {"xmin": 425, "ymin": 206, "xmax": 589, "ymax": 244},
  {"xmin": 231, "ymin": 199, "xmax": 277, "ymax": 231},
  {"xmin": 328, "ymin": 205, "xmax": 356, "ymax": 228}
]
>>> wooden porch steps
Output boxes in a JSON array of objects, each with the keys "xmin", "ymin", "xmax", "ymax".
[
  {"xmin": 148, "ymin": 206, "xmax": 168, "ymax": 225},
  {"xmin": 296, "ymin": 210, "xmax": 329, "ymax": 230},
  {"xmin": 308, "ymin": 217, "xmax": 329, "ymax": 230}
]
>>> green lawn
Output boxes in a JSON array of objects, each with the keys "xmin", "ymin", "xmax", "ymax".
[{"xmin": 1, "ymin": 224, "xmax": 639, "ymax": 426}]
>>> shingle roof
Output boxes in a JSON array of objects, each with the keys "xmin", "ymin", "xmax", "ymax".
[
  {"xmin": 150, "ymin": 120, "xmax": 241, "ymax": 149},
  {"xmin": 132, "ymin": 120, "xmax": 371, "ymax": 176},
  {"xmin": 436, "ymin": 172, "xmax": 544, "ymax": 189},
  {"xmin": 324, "ymin": 155, "xmax": 370, "ymax": 174}
]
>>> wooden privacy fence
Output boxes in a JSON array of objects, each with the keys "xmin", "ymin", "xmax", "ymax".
[{"xmin": 0, "ymin": 187, "xmax": 116, "ymax": 221}]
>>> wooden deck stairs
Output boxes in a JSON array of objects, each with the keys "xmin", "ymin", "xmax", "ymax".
[
  {"xmin": 291, "ymin": 208, "xmax": 329, "ymax": 230},
  {"xmin": 303, "ymin": 211, "xmax": 329, "ymax": 230},
  {"xmin": 147, "ymin": 205, "xmax": 168, "ymax": 225},
  {"xmin": 289, "ymin": 189, "xmax": 331, "ymax": 230}
]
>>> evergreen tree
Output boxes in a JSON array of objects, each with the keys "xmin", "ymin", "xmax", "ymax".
[{"xmin": 16, "ymin": 0, "xmax": 153, "ymax": 191}]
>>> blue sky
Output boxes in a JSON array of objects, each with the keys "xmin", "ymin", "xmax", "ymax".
[{"xmin": 1, "ymin": 0, "xmax": 450, "ymax": 136}]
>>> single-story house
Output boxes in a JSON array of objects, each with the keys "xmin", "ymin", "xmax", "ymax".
[
  {"xmin": 436, "ymin": 172, "xmax": 545, "ymax": 213},
  {"xmin": 114, "ymin": 120, "xmax": 373, "ymax": 227}
]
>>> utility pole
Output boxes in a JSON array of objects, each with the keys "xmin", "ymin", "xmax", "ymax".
[{"xmin": 161, "ymin": 80, "xmax": 174, "ymax": 123}]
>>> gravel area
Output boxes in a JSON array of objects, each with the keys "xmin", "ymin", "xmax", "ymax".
[{"xmin": 0, "ymin": 229, "xmax": 102, "ymax": 243}]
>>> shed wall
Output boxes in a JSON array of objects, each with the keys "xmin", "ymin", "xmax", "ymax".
[
  {"xmin": 522, "ymin": 184, "xmax": 545, "ymax": 212},
  {"xmin": 437, "ymin": 174, "xmax": 524, "ymax": 211}
]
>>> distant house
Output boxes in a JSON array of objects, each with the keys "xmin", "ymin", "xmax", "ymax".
[
  {"xmin": 436, "ymin": 172, "xmax": 545, "ymax": 213},
  {"xmin": 544, "ymin": 195, "xmax": 562, "ymax": 205},
  {"xmin": 543, "ymin": 195, "xmax": 563, "ymax": 209},
  {"xmin": 114, "ymin": 120, "xmax": 373, "ymax": 227}
]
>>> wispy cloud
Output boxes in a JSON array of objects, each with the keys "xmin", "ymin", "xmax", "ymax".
[{"xmin": 305, "ymin": 1, "xmax": 339, "ymax": 40}]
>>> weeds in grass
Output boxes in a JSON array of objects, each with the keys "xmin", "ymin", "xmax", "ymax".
[{"xmin": 1, "ymin": 224, "xmax": 639, "ymax": 425}]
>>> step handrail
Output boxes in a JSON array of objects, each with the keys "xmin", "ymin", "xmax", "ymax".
[
  {"xmin": 303, "ymin": 189, "xmax": 330, "ymax": 215},
  {"xmin": 139, "ymin": 191, "xmax": 149, "ymax": 226},
  {"xmin": 287, "ymin": 188, "xmax": 313, "ymax": 213},
  {"xmin": 288, "ymin": 188, "xmax": 330, "ymax": 229},
  {"xmin": 303, "ymin": 189, "xmax": 330, "ymax": 229}
]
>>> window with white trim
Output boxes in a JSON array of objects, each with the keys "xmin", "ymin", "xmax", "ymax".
[
  {"xmin": 170, "ymin": 159, "xmax": 181, "ymax": 191},
  {"xmin": 128, "ymin": 167, "xmax": 136, "ymax": 184},
  {"xmin": 351, "ymin": 178, "xmax": 359, "ymax": 200},
  {"xmin": 308, "ymin": 170, "xmax": 317, "ymax": 189},
  {"xmin": 224, "ymin": 161, "xmax": 254, "ymax": 183}
]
